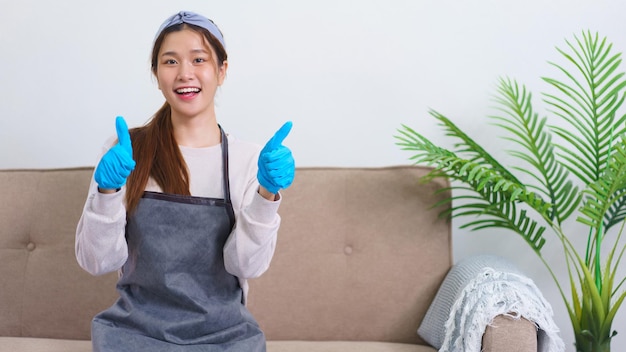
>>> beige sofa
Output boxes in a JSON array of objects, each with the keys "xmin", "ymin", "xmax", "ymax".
[{"xmin": 0, "ymin": 166, "xmax": 539, "ymax": 352}]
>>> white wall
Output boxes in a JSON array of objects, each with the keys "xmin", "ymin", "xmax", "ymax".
[{"xmin": 1, "ymin": 0, "xmax": 625, "ymax": 350}]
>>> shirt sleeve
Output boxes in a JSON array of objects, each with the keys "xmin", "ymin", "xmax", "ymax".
[
  {"xmin": 223, "ymin": 165, "xmax": 282, "ymax": 280},
  {"xmin": 75, "ymin": 139, "xmax": 129, "ymax": 276}
]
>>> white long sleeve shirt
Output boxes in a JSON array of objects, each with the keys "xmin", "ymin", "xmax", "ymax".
[{"xmin": 75, "ymin": 134, "xmax": 281, "ymax": 301}]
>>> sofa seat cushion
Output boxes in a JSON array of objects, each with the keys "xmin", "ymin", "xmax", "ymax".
[
  {"xmin": 0, "ymin": 337, "xmax": 91, "ymax": 352},
  {"xmin": 267, "ymin": 340, "xmax": 435, "ymax": 352},
  {"xmin": 0, "ymin": 338, "xmax": 434, "ymax": 352}
]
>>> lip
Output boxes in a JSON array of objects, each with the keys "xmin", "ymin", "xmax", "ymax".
[{"xmin": 174, "ymin": 86, "xmax": 201, "ymax": 101}]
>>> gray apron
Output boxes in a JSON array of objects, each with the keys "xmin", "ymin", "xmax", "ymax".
[{"xmin": 92, "ymin": 127, "xmax": 266, "ymax": 352}]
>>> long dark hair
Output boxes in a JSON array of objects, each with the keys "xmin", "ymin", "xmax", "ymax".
[{"xmin": 125, "ymin": 23, "xmax": 228, "ymax": 213}]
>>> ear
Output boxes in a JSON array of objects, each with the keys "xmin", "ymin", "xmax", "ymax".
[{"xmin": 217, "ymin": 61, "xmax": 228, "ymax": 86}]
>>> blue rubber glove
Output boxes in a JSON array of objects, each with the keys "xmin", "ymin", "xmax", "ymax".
[
  {"xmin": 257, "ymin": 121, "xmax": 295, "ymax": 194},
  {"xmin": 94, "ymin": 116, "xmax": 136, "ymax": 190}
]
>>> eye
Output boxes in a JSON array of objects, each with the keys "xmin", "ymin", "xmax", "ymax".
[
  {"xmin": 194, "ymin": 57, "xmax": 207, "ymax": 63},
  {"xmin": 163, "ymin": 59, "xmax": 177, "ymax": 65}
]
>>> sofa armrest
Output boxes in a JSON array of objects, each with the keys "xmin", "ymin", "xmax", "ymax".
[
  {"xmin": 482, "ymin": 315, "xmax": 537, "ymax": 351},
  {"xmin": 417, "ymin": 254, "xmax": 564, "ymax": 352}
]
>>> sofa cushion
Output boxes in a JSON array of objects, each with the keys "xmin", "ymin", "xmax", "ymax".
[
  {"xmin": 0, "ymin": 168, "xmax": 118, "ymax": 340},
  {"xmin": 0, "ymin": 337, "xmax": 436, "ymax": 352},
  {"xmin": 266, "ymin": 340, "xmax": 437, "ymax": 352},
  {"xmin": 247, "ymin": 166, "xmax": 451, "ymax": 345},
  {"xmin": 0, "ymin": 337, "xmax": 91, "ymax": 352}
]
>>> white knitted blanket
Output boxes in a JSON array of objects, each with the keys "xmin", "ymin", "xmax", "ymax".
[
  {"xmin": 418, "ymin": 255, "xmax": 566, "ymax": 352},
  {"xmin": 440, "ymin": 267, "xmax": 564, "ymax": 352}
]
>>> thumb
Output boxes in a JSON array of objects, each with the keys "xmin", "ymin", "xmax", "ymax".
[
  {"xmin": 265, "ymin": 121, "xmax": 293, "ymax": 150},
  {"xmin": 115, "ymin": 116, "xmax": 132, "ymax": 154}
]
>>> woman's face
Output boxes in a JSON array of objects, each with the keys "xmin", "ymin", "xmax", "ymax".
[{"xmin": 156, "ymin": 28, "xmax": 227, "ymax": 119}]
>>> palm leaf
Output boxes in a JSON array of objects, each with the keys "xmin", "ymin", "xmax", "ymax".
[
  {"xmin": 543, "ymin": 31, "xmax": 626, "ymax": 186},
  {"xmin": 578, "ymin": 137, "xmax": 626, "ymax": 230},
  {"xmin": 447, "ymin": 185, "xmax": 548, "ymax": 252},
  {"xmin": 490, "ymin": 77, "xmax": 582, "ymax": 225},
  {"xmin": 395, "ymin": 127, "xmax": 552, "ymax": 252},
  {"xmin": 604, "ymin": 195, "xmax": 626, "ymax": 232},
  {"xmin": 395, "ymin": 125, "xmax": 547, "ymax": 207},
  {"xmin": 427, "ymin": 110, "xmax": 523, "ymax": 185}
]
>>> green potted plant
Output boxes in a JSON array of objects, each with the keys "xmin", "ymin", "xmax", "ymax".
[{"xmin": 395, "ymin": 31, "xmax": 626, "ymax": 352}]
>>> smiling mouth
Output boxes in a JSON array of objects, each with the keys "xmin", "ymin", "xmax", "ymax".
[{"xmin": 176, "ymin": 87, "xmax": 201, "ymax": 94}]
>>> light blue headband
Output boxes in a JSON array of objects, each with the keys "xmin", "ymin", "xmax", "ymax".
[{"xmin": 155, "ymin": 11, "xmax": 226, "ymax": 49}]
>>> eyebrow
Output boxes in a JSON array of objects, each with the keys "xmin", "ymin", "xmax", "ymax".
[{"xmin": 161, "ymin": 49, "xmax": 210, "ymax": 57}]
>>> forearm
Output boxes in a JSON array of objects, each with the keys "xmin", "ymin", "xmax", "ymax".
[
  {"xmin": 75, "ymin": 184, "xmax": 129, "ymax": 276},
  {"xmin": 224, "ymin": 191, "xmax": 281, "ymax": 279}
]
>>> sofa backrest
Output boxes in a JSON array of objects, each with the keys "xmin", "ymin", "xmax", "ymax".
[
  {"xmin": 0, "ymin": 168, "xmax": 118, "ymax": 340},
  {"xmin": 0, "ymin": 166, "xmax": 450, "ymax": 344},
  {"xmin": 247, "ymin": 166, "xmax": 451, "ymax": 345}
]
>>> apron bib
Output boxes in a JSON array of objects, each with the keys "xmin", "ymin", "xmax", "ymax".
[{"xmin": 92, "ymin": 128, "xmax": 266, "ymax": 352}]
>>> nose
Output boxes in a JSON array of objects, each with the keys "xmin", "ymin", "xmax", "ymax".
[{"xmin": 177, "ymin": 62, "xmax": 194, "ymax": 80}]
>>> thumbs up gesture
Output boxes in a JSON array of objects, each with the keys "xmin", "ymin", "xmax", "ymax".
[
  {"xmin": 257, "ymin": 121, "xmax": 295, "ymax": 194},
  {"xmin": 94, "ymin": 116, "xmax": 136, "ymax": 190}
]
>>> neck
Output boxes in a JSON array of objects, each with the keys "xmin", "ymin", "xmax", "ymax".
[{"xmin": 171, "ymin": 112, "xmax": 221, "ymax": 148}]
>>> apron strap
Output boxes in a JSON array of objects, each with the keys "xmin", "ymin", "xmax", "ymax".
[{"xmin": 218, "ymin": 125, "xmax": 235, "ymax": 230}]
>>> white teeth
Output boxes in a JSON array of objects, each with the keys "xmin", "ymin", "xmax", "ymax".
[{"xmin": 176, "ymin": 87, "xmax": 200, "ymax": 94}]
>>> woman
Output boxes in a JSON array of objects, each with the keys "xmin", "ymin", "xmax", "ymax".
[{"xmin": 75, "ymin": 10, "xmax": 294, "ymax": 352}]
